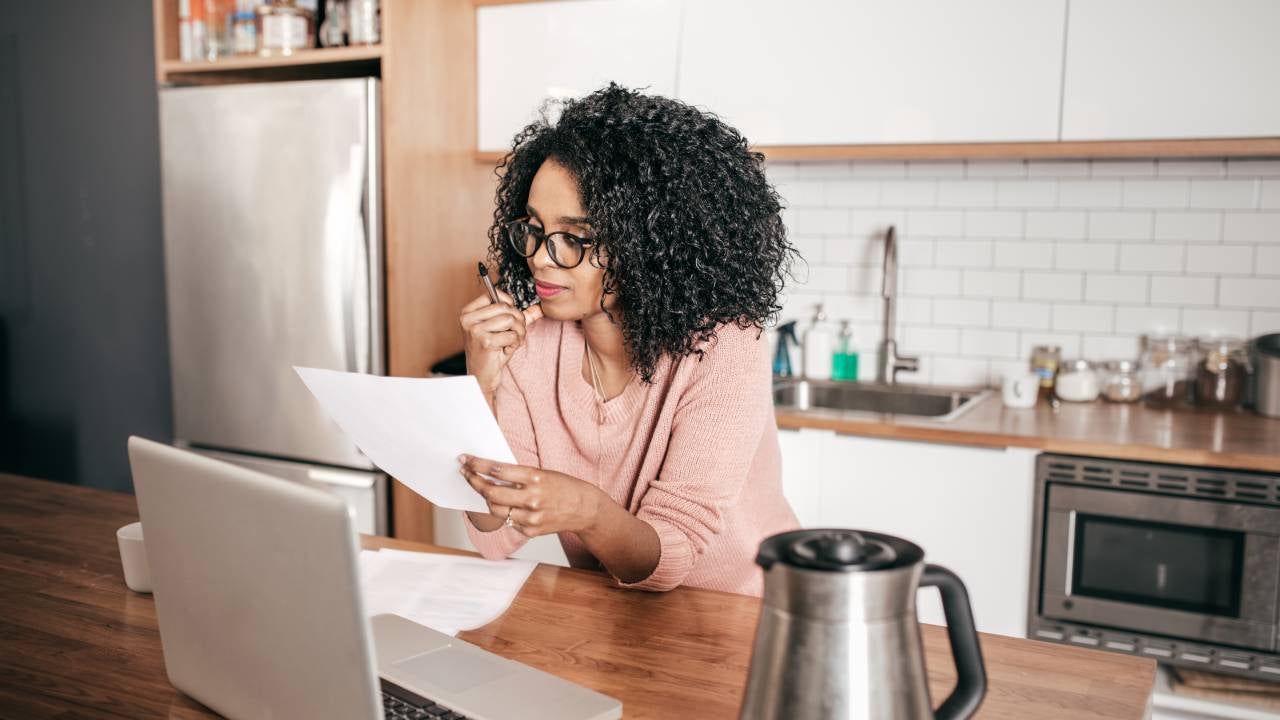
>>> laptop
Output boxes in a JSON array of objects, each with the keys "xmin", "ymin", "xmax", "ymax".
[{"xmin": 127, "ymin": 436, "xmax": 622, "ymax": 720}]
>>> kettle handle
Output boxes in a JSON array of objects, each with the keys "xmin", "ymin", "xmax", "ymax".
[{"xmin": 922, "ymin": 564, "xmax": 987, "ymax": 720}]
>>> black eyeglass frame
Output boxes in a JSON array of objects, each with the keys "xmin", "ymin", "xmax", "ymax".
[{"xmin": 504, "ymin": 218, "xmax": 599, "ymax": 269}]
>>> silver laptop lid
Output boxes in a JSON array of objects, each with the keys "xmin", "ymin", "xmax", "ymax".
[{"xmin": 128, "ymin": 436, "xmax": 382, "ymax": 720}]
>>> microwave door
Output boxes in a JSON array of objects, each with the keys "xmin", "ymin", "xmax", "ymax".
[{"xmin": 1041, "ymin": 485, "xmax": 1280, "ymax": 653}]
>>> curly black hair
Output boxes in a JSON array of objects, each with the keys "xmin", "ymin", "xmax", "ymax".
[{"xmin": 489, "ymin": 83, "xmax": 797, "ymax": 383}]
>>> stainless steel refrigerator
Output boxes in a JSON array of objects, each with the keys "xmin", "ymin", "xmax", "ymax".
[{"xmin": 158, "ymin": 78, "xmax": 386, "ymax": 534}]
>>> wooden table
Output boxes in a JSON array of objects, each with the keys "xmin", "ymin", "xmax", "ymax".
[{"xmin": 0, "ymin": 473, "xmax": 1155, "ymax": 719}]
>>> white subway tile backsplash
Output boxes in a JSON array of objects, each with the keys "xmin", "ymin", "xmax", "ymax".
[
  {"xmin": 1054, "ymin": 242, "xmax": 1117, "ymax": 271},
  {"xmin": 1082, "ymin": 335, "xmax": 1142, "ymax": 360},
  {"xmin": 994, "ymin": 240, "xmax": 1054, "ymax": 270},
  {"xmin": 1184, "ymin": 245, "xmax": 1254, "ymax": 276},
  {"xmin": 1089, "ymin": 211, "xmax": 1152, "ymax": 241},
  {"xmin": 1258, "ymin": 246, "xmax": 1280, "ymax": 276},
  {"xmin": 960, "ymin": 328, "xmax": 1019, "ymax": 358},
  {"xmin": 1085, "ymin": 274, "xmax": 1147, "ymax": 304},
  {"xmin": 1119, "ymin": 244, "xmax": 1184, "ymax": 273},
  {"xmin": 1219, "ymin": 278, "xmax": 1280, "ymax": 309},
  {"xmin": 902, "ymin": 326, "xmax": 960, "ymax": 355},
  {"xmin": 988, "ymin": 359, "xmax": 1031, "ymax": 386},
  {"xmin": 772, "ymin": 158, "xmax": 1277, "ymax": 389},
  {"xmin": 938, "ymin": 181, "xmax": 997, "ymax": 208},
  {"xmin": 902, "ymin": 268, "xmax": 961, "ymax": 297},
  {"xmin": 1115, "ymin": 306, "xmax": 1180, "ymax": 335},
  {"xmin": 1053, "ymin": 304, "xmax": 1113, "ymax": 333},
  {"xmin": 1153, "ymin": 212, "xmax": 1221, "ymax": 243},
  {"xmin": 1091, "ymin": 160, "xmax": 1156, "ymax": 177},
  {"xmin": 1022, "ymin": 272, "xmax": 1083, "ymax": 301},
  {"xmin": 1026, "ymin": 211, "xmax": 1087, "ymax": 239},
  {"xmin": 932, "ymin": 298, "xmax": 990, "ymax": 327},
  {"xmin": 992, "ymin": 301, "xmax": 1051, "ymax": 330},
  {"xmin": 962, "ymin": 270, "xmax": 1021, "ymax": 298},
  {"xmin": 964, "ymin": 210, "xmax": 1022, "ymax": 238},
  {"xmin": 1123, "ymin": 180, "xmax": 1189, "ymax": 208},
  {"xmin": 906, "ymin": 210, "xmax": 965, "ymax": 237},
  {"xmin": 1252, "ymin": 310, "xmax": 1280, "ymax": 335},
  {"xmin": 1058, "ymin": 180, "xmax": 1122, "ymax": 209},
  {"xmin": 1224, "ymin": 213, "xmax": 1280, "ymax": 244},
  {"xmin": 1189, "ymin": 179, "xmax": 1256, "ymax": 210},
  {"xmin": 1150, "ymin": 276, "xmax": 1216, "ymax": 306},
  {"xmin": 881, "ymin": 180, "xmax": 938, "ymax": 207},
  {"xmin": 1181, "ymin": 308, "xmax": 1251, "ymax": 337},
  {"xmin": 935, "ymin": 239, "xmax": 993, "ymax": 268}
]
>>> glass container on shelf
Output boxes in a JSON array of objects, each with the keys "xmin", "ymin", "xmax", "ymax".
[
  {"xmin": 1195, "ymin": 337, "xmax": 1249, "ymax": 409},
  {"xmin": 230, "ymin": 0, "xmax": 259, "ymax": 55},
  {"xmin": 1030, "ymin": 345, "xmax": 1061, "ymax": 400},
  {"xmin": 256, "ymin": 0, "xmax": 316, "ymax": 56},
  {"xmin": 1055, "ymin": 360, "xmax": 1100, "ymax": 402},
  {"xmin": 319, "ymin": 0, "xmax": 348, "ymax": 47},
  {"xmin": 1140, "ymin": 335, "xmax": 1197, "ymax": 408},
  {"xmin": 1100, "ymin": 360, "xmax": 1142, "ymax": 403},
  {"xmin": 348, "ymin": 0, "xmax": 379, "ymax": 45}
]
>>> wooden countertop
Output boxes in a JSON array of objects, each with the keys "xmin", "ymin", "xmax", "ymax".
[
  {"xmin": 0, "ymin": 473, "xmax": 1155, "ymax": 719},
  {"xmin": 777, "ymin": 394, "xmax": 1280, "ymax": 474}
]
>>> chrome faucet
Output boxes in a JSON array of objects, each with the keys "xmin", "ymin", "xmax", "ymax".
[{"xmin": 877, "ymin": 226, "xmax": 919, "ymax": 385}]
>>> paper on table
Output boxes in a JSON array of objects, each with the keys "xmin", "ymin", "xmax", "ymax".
[
  {"xmin": 358, "ymin": 549, "xmax": 536, "ymax": 636},
  {"xmin": 295, "ymin": 367, "xmax": 515, "ymax": 512}
]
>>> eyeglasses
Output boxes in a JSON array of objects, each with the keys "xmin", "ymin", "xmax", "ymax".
[{"xmin": 505, "ymin": 218, "xmax": 596, "ymax": 269}]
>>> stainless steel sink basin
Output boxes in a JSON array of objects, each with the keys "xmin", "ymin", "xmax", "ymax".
[{"xmin": 772, "ymin": 378, "xmax": 990, "ymax": 422}]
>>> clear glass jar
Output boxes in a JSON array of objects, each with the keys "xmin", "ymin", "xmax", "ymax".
[
  {"xmin": 256, "ymin": 0, "xmax": 315, "ymax": 56},
  {"xmin": 1030, "ymin": 345, "xmax": 1061, "ymax": 400},
  {"xmin": 1195, "ymin": 337, "xmax": 1249, "ymax": 409},
  {"xmin": 1100, "ymin": 360, "xmax": 1142, "ymax": 403},
  {"xmin": 1140, "ymin": 335, "xmax": 1197, "ymax": 408},
  {"xmin": 1055, "ymin": 359, "xmax": 1100, "ymax": 402}
]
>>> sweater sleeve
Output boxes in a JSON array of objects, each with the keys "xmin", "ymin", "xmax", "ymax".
[
  {"xmin": 463, "ymin": 363, "xmax": 538, "ymax": 559},
  {"xmin": 617, "ymin": 326, "xmax": 772, "ymax": 592}
]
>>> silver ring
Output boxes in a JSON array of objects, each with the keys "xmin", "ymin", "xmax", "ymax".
[{"xmin": 504, "ymin": 508, "xmax": 514, "ymax": 528}]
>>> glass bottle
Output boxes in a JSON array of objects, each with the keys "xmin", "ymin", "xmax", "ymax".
[
  {"xmin": 832, "ymin": 320, "xmax": 859, "ymax": 381},
  {"xmin": 1030, "ymin": 345, "xmax": 1061, "ymax": 400},
  {"xmin": 319, "ymin": 0, "xmax": 348, "ymax": 47}
]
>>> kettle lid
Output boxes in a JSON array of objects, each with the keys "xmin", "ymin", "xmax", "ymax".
[{"xmin": 756, "ymin": 529, "xmax": 924, "ymax": 573}]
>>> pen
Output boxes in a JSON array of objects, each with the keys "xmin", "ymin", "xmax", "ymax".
[{"xmin": 477, "ymin": 262, "xmax": 501, "ymax": 305}]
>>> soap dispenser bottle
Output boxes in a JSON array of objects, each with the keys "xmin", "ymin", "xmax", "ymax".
[
  {"xmin": 833, "ymin": 320, "xmax": 859, "ymax": 381},
  {"xmin": 802, "ymin": 304, "xmax": 832, "ymax": 380}
]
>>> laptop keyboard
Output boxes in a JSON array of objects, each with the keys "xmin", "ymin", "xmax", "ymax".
[{"xmin": 381, "ymin": 686, "xmax": 472, "ymax": 720}]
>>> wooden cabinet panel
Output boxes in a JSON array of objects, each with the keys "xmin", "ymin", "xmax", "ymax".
[
  {"xmin": 677, "ymin": 0, "xmax": 1066, "ymax": 145},
  {"xmin": 1062, "ymin": 0, "xmax": 1280, "ymax": 140},
  {"xmin": 476, "ymin": 0, "xmax": 682, "ymax": 151}
]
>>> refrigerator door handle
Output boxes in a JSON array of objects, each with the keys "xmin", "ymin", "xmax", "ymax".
[{"xmin": 343, "ymin": 141, "xmax": 372, "ymax": 376}]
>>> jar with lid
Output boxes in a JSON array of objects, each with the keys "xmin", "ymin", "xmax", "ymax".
[
  {"xmin": 1195, "ymin": 337, "xmax": 1249, "ymax": 409},
  {"xmin": 256, "ymin": 0, "xmax": 315, "ymax": 56},
  {"xmin": 1055, "ymin": 360, "xmax": 1100, "ymax": 402},
  {"xmin": 1100, "ymin": 360, "xmax": 1142, "ymax": 403},
  {"xmin": 1140, "ymin": 335, "xmax": 1197, "ymax": 408},
  {"xmin": 1030, "ymin": 345, "xmax": 1061, "ymax": 400}
]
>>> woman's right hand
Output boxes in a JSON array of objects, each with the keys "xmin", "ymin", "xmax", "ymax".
[{"xmin": 459, "ymin": 289, "xmax": 543, "ymax": 398}]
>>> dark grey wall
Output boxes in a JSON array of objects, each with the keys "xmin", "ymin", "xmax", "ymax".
[{"xmin": 0, "ymin": 1, "xmax": 172, "ymax": 491}]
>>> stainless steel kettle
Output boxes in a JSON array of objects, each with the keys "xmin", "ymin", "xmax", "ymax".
[{"xmin": 740, "ymin": 529, "xmax": 986, "ymax": 720}]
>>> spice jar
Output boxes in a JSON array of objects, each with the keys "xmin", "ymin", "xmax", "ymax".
[
  {"xmin": 256, "ymin": 0, "xmax": 315, "ymax": 56},
  {"xmin": 1100, "ymin": 360, "xmax": 1142, "ymax": 403},
  {"xmin": 1055, "ymin": 360, "xmax": 1100, "ymax": 402},
  {"xmin": 1030, "ymin": 345, "xmax": 1061, "ymax": 400},
  {"xmin": 1195, "ymin": 337, "xmax": 1249, "ymax": 409},
  {"xmin": 1140, "ymin": 335, "xmax": 1197, "ymax": 408}
]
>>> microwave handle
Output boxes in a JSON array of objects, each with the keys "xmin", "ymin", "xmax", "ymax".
[{"xmin": 922, "ymin": 564, "xmax": 988, "ymax": 720}]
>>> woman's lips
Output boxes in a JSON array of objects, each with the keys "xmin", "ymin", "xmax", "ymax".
[{"xmin": 534, "ymin": 279, "xmax": 567, "ymax": 299}]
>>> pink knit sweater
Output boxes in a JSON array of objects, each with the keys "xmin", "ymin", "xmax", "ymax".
[{"xmin": 464, "ymin": 319, "xmax": 799, "ymax": 596}]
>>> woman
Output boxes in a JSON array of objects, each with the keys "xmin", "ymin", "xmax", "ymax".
[{"xmin": 457, "ymin": 84, "xmax": 799, "ymax": 596}]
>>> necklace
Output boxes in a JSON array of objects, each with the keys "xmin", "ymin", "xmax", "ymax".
[{"xmin": 584, "ymin": 341, "xmax": 606, "ymax": 422}]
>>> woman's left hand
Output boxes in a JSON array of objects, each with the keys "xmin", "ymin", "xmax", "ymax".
[{"xmin": 459, "ymin": 455, "xmax": 604, "ymax": 537}]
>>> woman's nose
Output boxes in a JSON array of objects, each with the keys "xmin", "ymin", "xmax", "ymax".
[{"xmin": 530, "ymin": 236, "xmax": 556, "ymax": 269}]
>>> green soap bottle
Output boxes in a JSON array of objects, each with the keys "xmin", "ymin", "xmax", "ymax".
[{"xmin": 832, "ymin": 320, "xmax": 860, "ymax": 381}]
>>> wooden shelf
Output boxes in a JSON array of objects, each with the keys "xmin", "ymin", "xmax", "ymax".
[
  {"xmin": 159, "ymin": 46, "xmax": 382, "ymax": 84},
  {"xmin": 476, "ymin": 137, "xmax": 1280, "ymax": 165}
]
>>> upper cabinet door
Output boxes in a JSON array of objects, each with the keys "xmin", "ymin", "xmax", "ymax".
[
  {"xmin": 476, "ymin": 0, "xmax": 683, "ymax": 152},
  {"xmin": 677, "ymin": 0, "xmax": 1066, "ymax": 146},
  {"xmin": 1062, "ymin": 0, "xmax": 1280, "ymax": 140}
]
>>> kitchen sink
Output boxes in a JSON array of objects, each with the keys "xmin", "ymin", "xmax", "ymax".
[{"xmin": 772, "ymin": 378, "xmax": 990, "ymax": 422}]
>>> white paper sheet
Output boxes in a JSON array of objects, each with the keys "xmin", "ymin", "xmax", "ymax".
[
  {"xmin": 358, "ymin": 549, "xmax": 536, "ymax": 636},
  {"xmin": 294, "ymin": 367, "xmax": 515, "ymax": 512}
]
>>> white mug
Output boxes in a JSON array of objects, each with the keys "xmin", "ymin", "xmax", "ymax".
[
  {"xmin": 117, "ymin": 521, "xmax": 152, "ymax": 594},
  {"xmin": 1002, "ymin": 373, "xmax": 1040, "ymax": 409}
]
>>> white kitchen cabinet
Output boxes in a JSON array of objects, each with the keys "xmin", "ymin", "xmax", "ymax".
[
  {"xmin": 1062, "ymin": 0, "xmax": 1280, "ymax": 140},
  {"xmin": 777, "ymin": 430, "xmax": 1038, "ymax": 637},
  {"xmin": 476, "ymin": 0, "xmax": 683, "ymax": 152},
  {"xmin": 677, "ymin": 0, "xmax": 1066, "ymax": 146}
]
